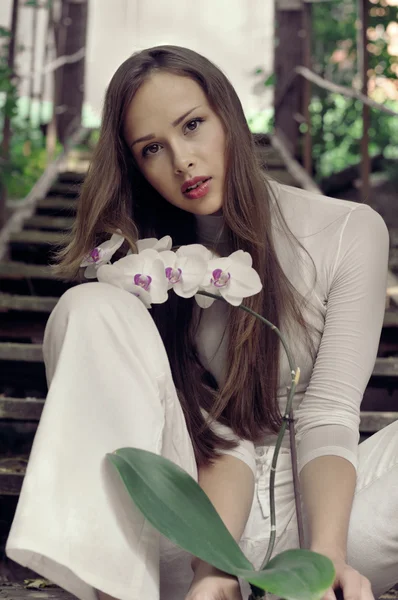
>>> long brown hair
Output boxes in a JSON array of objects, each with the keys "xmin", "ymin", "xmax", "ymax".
[{"xmin": 52, "ymin": 45, "xmax": 321, "ymax": 468}]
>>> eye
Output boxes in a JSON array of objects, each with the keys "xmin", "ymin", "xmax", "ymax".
[
  {"xmin": 142, "ymin": 143, "xmax": 160, "ymax": 158},
  {"xmin": 141, "ymin": 117, "xmax": 204, "ymax": 158},
  {"xmin": 186, "ymin": 117, "xmax": 204, "ymax": 131}
]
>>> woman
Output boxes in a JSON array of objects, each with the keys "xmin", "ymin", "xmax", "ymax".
[{"xmin": 6, "ymin": 45, "xmax": 398, "ymax": 600}]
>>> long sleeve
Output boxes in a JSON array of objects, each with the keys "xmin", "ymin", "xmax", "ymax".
[{"xmin": 294, "ymin": 205, "xmax": 390, "ymax": 473}]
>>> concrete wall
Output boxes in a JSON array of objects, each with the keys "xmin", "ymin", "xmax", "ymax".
[{"xmin": 0, "ymin": 0, "xmax": 274, "ymax": 127}]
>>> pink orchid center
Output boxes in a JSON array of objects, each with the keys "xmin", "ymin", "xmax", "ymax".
[
  {"xmin": 89, "ymin": 248, "xmax": 102, "ymax": 263},
  {"xmin": 165, "ymin": 267, "xmax": 182, "ymax": 284},
  {"xmin": 211, "ymin": 268, "xmax": 231, "ymax": 288},
  {"xmin": 134, "ymin": 273, "xmax": 152, "ymax": 291}
]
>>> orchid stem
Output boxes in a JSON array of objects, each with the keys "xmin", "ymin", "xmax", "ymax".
[{"xmin": 197, "ymin": 291, "xmax": 301, "ymax": 600}]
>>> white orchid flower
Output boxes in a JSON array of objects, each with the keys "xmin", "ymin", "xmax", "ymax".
[
  {"xmin": 195, "ymin": 249, "xmax": 263, "ymax": 308},
  {"xmin": 159, "ymin": 244, "xmax": 210, "ymax": 298},
  {"xmin": 127, "ymin": 235, "xmax": 173, "ymax": 256},
  {"xmin": 80, "ymin": 232, "xmax": 125, "ymax": 279},
  {"xmin": 96, "ymin": 248, "xmax": 169, "ymax": 308}
]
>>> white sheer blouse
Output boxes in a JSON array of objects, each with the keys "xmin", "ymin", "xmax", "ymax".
[{"xmin": 194, "ymin": 180, "xmax": 389, "ymax": 477}]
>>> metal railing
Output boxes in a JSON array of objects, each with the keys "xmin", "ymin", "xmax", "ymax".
[{"xmin": 275, "ymin": 64, "xmax": 398, "ymax": 202}]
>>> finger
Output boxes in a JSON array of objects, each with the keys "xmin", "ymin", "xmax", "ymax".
[
  {"xmin": 323, "ymin": 587, "xmax": 337, "ymax": 600},
  {"xmin": 339, "ymin": 570, "xmax": 362, "ymax": 600},
  {"xmin": 360, "ymin": 577, "xmax": 375, "ymax": 600}
]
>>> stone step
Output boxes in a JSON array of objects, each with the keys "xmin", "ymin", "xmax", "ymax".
[
  {"xmin": 2, "ymin": 393, "xmax": 398, "ymax": 431},
  {"xmin": 0, "ymin": 261, "xmax": 57, "ymax": 280},
  {"xmin": 0, "ymin": 455, "xmax": 28, "ymax": 495},
  {"xmin": 0, "ymin": 343, "xmax": 43, "ymax": 362},
  {"xmin": 8, "ymin": 230, "xmax": 66, "ymax": 265},
  {"xmin": 0, "ymin": 290, "xmax": 396, "ymax": 330},
  {"xmin": 0, "ymin": 293, "xmax": 58, "ymax": 312},
  {"xmin": 0, "ymin": 409, "xmax": 396, "ymax": 496},
  {"xmin": 0, "ymin": 397, "xmax": 43, "ymax": 420},
  {"xmin": 0, "ymin": 580, "xmax": 75, "ymax": 599},
  {"xmin": 389, "ymin": 247, "xmax": 398, "ymax": 272},
  {"xmin": 36, "ymin": 198, "xmax": 77, "ymax": 216},
  {"xmin": 0, "ymin": 262, "xmax": 74, "ymax": 297},
  {"xmin": 372, "ymin": 356, "xmax": 398, "ymax": 378},
  {"xmin": 390, "ymin": 228, "xmax": 398, "ymax": 248},
  {"xmin": 1, "ymin": 339, "xmax": 397, "ymax": 383},
  {"xmin": 0, "ymin": 317, "xmax": 47, "ymax": 342},
  {"xmin": 9, "ymin": 230, "xmax": 63, "ymax": 245},
  {"xmin": 46, "ymin": 181, "xmax": 81, "ymax": 198},
  {"xmin": 359, "ymin": 411, "xmax": 398, "ymax": 432},
  {"xmin": 23, "ymin": 215, "xmax": 75, "ymax": 232},
  {"xmin": 58, "ymin": 170, "xmax": 86, "ymax": 184},
  {"xmin": 384, "ymin": 309, "xmax": 398, "ymax": 327}
]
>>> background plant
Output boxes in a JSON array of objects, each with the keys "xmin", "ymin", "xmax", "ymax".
[{"xmin": 250, "ymin": 0, "xmax": 398, "ymax": 179}]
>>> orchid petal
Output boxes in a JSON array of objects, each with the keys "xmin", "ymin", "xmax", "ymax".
[
  {"xmin": 137, "ymin": 236, "xmax": 172, "ymax": 252},
  {"xmin": 173, "ymin": 283, "xmax": 200, "ymax": 298},
  {"xmin": 96, "ymin": 264, "xmax": 133, "ymax": 290},
  {"xmin": 84, "ymin": 264, "xmax": 100, "ymax": 279},
  {"xmin": 100, "ymin": 233, "xmax": 125, "ymax": 253},
  {"xmin": 227, "ymin": 266, "xmax": 262, "ymax": 298},
  {"xmin": 228, "ymin": 249, "xmax": 253, "ymax": 267},
  {"xmin": 138, "ymin": 248, "xmax": 163, "ymax": 261},
  {"xmin": 145, "ymin": 259, "xmax": 169, "ymax": 303},
  {"xmin": 218, "ymin": 289, "xmax": 243, "ymax": 306},
  {"xmin": 158, "ymin": 250, "xmax": 177, "ymax": 268},
  {"xmin": 176, "ymin": 244, "xmax": 214, "ymax": 261},
  {"xmin": 130, "ymin": 286, "xmax": 152, "ymax": 308},
  {"xmin": 195, "ymin": 292, "xmax": 216, "ymax": 308}
]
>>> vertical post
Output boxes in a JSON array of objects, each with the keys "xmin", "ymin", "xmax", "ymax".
[
  {"xmin": 1, "ymin": 0, "xmax": 19, "ymax": 161},
  {"xmin": 0, "ymin": 0, "xmax": 19, "ymax": 229},
  {"xmin": 27, "ymin": 1, "xmax": 39, "ymax": 131},
  {"xmin": 56, "ymin": 0, "xmax": 88, "ymax": 144},
  {"xmin": 358, "ymin": 0, "xmax": 370, "ymax": 202},
  {"xmin": 302, "ymin": 1, "xmax": 312, "ymax": 176},
  {"xmin": 274, "ymin": 0, "xmax": 305, "ymax": 159},
  {"xmin": 46, "ymin": 0, "xmax": 60, "ymax": 164},
  {"xmin": 38, "ymin": 5, "xmax": 51, "ymax": 136}
]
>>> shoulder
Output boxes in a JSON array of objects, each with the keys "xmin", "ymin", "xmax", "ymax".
[{"xmin": 267, "ymin": 180, "xmax": 388, "ymax": 244}]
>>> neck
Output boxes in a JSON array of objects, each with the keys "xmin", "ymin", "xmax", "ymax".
[{"xmin": 194, "ymin": 212, "xmax": 228, "ymax": 254}]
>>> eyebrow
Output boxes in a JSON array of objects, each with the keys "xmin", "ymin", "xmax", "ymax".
[{"xmin": 130, "ymin": 106, "xmax": 201, "ymax": 148}]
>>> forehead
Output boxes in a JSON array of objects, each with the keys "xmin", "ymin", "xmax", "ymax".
[{"xmin": 125, "ymin": 72, "xmax": 209, "ymax": 133}]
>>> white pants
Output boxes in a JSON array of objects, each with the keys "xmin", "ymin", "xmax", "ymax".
[{"xmin": 6, "ymin": 282, "xmax": 398, "ymax": 600}]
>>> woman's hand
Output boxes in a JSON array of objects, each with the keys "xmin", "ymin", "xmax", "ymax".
[
  {"xmin": 320, "ymin": 555, "xmax": 374, "ymax": 600},
  {"xmin": 185, "ymin": 561, "xmax": 243, "ymax": 600}
]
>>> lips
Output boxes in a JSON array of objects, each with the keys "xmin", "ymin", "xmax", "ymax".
[{"xmin": 181, "ymin": 176, "xmax": 211, "ymax": 193}]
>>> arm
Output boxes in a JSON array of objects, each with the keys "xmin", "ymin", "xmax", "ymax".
[
  {"xmin": 191, "ymin": 453, "xmax": 255, "ymax": 577},
  {"xmin": 293, "ymin": 206, "xmax": 389, "ymax": 597},
  {"xmin": 300, "ymin": 455, "xmax": 356, "ymax": 561}
]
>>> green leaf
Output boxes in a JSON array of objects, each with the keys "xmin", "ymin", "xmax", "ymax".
[
  {"xmin": 264, "ymin": 73, "xmax": 275, "ymax": 87},
  {"xmin": 107, "ymin": 448, "xmax": 335, "ymax": 599},
  {"xmin": 0, "ymin": 27, "xmax": 11, "ymax": 37},
  {"xmin": 106, "ymin": 447, "xmax": 253, "ymax": 576},
  {"xmin": 235, "ymin": 550, "xmax": 335, "ymax": 600}
]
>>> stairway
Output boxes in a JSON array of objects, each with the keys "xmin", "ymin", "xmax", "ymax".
[{"xmin": 0, "ymin": 139, "xmax": 397, "ymax": 597}]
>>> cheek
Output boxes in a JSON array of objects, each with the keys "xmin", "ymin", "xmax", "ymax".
[
  {"xmin": 209, "ymin": 126, "xmax": 226, "ymax": 159},
  {"xmin": 141, "ymin": 165, "xmax": 172, "ymax": 196}
]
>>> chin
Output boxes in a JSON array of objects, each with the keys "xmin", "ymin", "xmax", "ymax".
[{"xmin": 192, "ymin": 200, "xmax": 223, "ymax": 216}]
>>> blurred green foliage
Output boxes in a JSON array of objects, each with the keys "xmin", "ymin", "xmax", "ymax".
[
  {"xmin": 309, "ymin": 0, "xmax": 398, "ymax": 179},
  {"xmin": 250, "ymin": 0, "xmax": 398, "ymax": 179},
  {"xmin": 0, "ymin": 7, "xmax": 61, "ymax": 201},
  {"xmin": 2, "ymin": 126, "xmax": 62, "ymax": 199}
]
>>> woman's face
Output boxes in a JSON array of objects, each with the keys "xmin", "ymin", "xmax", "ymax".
[{"xmin": 124, "ymin": 71, "xmax": 226, "ymax": 216}]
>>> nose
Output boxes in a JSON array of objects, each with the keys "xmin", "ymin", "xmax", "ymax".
[{"xmin": 172, "ymin": 141, "xmax": 194, "ymax": 174}]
